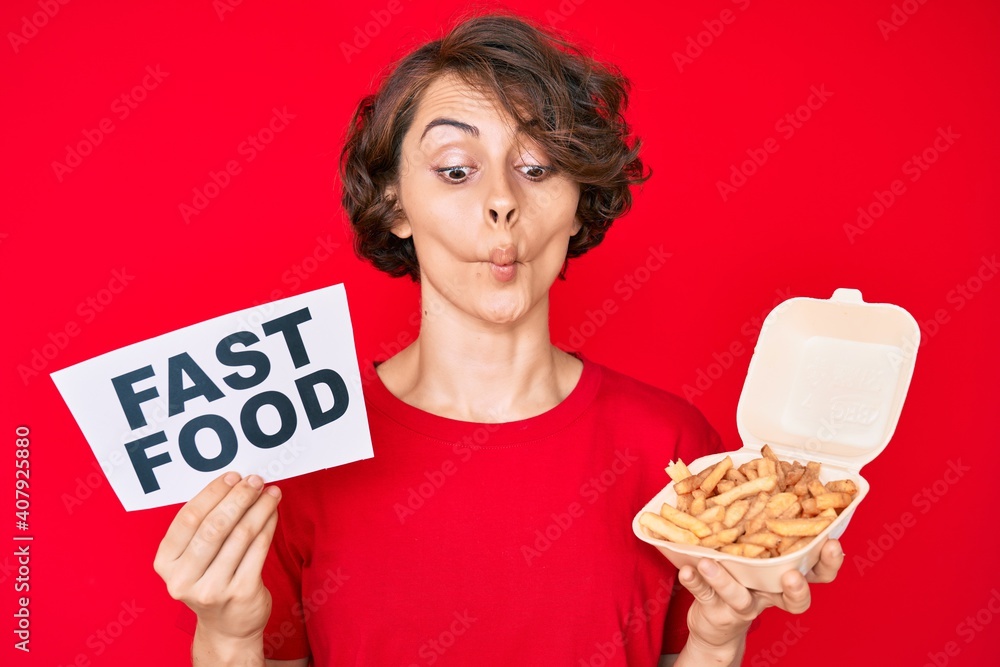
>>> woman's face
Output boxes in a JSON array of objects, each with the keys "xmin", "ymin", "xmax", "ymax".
[{"xmin": 388, "ymin": 72, "xmax": 582, "ymax": 325}]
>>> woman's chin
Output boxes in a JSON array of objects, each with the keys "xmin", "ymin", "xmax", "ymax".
[{"xmin": 476, "ymin": 296, "xmax": 527, "ymax": 325}]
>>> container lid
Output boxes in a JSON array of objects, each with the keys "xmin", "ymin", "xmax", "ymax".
[{"xmin": 735, "ymin": 288, "xmax": 919, "ymax": 469}]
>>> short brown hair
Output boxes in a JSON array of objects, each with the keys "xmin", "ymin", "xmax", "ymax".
[{"xmin": 340, "ymin": 10, "xmax": 651, "ymax": 281}]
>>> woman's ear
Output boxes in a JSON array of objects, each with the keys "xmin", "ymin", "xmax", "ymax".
[
  {"xmin": 385, "ymin": 184, "xmax": 412, "ymax": 239},
  {"xmin": 571, "ymin": 216, "xmax": 583, "ymax": 237}
]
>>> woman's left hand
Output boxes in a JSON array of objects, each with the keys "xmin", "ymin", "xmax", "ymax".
[{"xmin": 677, "ymin": 538, "xmax": 845, "ymax": 652}]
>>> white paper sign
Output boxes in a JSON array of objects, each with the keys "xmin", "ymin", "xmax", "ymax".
[{"xmin": 51, "ymin": 283, "xmax": 373, "ymax": 511}]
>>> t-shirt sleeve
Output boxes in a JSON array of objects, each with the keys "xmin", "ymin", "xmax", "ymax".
[
  {"xmin": 260, "ymin": 504, "xmax": 312, "ymax": 660},
  {"xmin": 661, "ymin": 408, "xmax": 732, "ymax": 654}
]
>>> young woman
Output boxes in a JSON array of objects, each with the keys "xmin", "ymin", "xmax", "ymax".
[{"xmin": 155, "ymin": 12, "xmax": 844, "ymax": 666}]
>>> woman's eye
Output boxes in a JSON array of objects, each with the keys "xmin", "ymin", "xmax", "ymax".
[
  {"xmin": 436, "ymin": 166, "xmax": 472, "ymax": 182},
  {"xmin": 520, "ymin": 165, "xmax": 551, "ymax": 181}
]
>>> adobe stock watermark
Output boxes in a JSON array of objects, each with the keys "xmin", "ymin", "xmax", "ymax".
[
  {"xmin": 747, "ymin": 619, "xmax": 809, "ymax": 667},
  {"xmin": 888, "ymin": 254, "xmax": 997, "ymax": 370},
  {"xmin": 878, "ymin": 0, "xmax": 932, "ymax": 41},
  {"xmin": 405, "ymin": 610, "xmax": 477, "ymax": 667},
  {"xmin": 340, "ymin": 0, "xmax": 407, "ymax": 63},
  {"xmin": 579, "ymin": 577, "xmax": 674, "ymax": 667},
  {"xmin": 672, "ymin": 0, "xmax": 752, "ymax": 73},
  {"xmin": 521, "ymin": 449, "xmax": 639, "ymax": 565},
  {"xmin": 853, "ymin": 458, "xmax": 970, "ymax": 576},
  {"xmin": 213, "ymin": 0, "xmax": 247, "ymax": 21},
  {"xmin": 680, "ymin": 287, "xmax": 792, "ymax": 403},
  {"xmin": 7, "ymin": 0, "xmax": 71, "ymax": 54},
  {"xmin": 353, "ymin": 269, "xmax": 471, "ymax": 394},
  {"xmin": 52, "ymin": 65, "xmax": 170, "ymax": 182},
  {"xmin": 843, "ymin": 126, "xmax": 959, "ymax": 243},
  {"xmin": 17, "ymin": 267, "xmax": 135, "ymax": 386},
  {"xmin": 54, "ymin": 599, "xmax": 145, "ymax": 667},
  {"xmin": 920, "ymin": 587, "xmax": 1000, "ymax": 667},
  {"xmin": 263, "ymin": 568, "xmax": 350, "ymax": 659},
  {"xmin": 393, "ymin": 417, "xmax": 501, "ymax": 524},
  {"xmin": 179, "ymin": 106, "xmax": 296, "ymax": 223},
  {"xmin": 221, "ymin": 234, "xmax": 344, "ymax": 344},
  {"xmin": 716, "ymin": 85, "xmax": 833, "ymax": 202},
  {"xmin": 545, "ymin": 0, "xmax": 588, "ymax": 27},
  {"xmin": 558, "ymin": 245, "xmax": 672, "ymax": 349}
]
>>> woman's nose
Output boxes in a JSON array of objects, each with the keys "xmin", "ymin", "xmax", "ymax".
[{"xmin": 486, "ymin": 168, "xmax": 518, "ymax": 228}]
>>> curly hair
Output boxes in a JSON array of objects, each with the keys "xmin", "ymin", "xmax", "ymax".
[{"xmin": 339, "ymin": 10, "xmax": 651, "ymax": 281}]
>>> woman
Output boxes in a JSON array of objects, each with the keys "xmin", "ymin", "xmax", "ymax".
[{"xmin": 155, "ymin": 11, "xmax": 844, "ymax": 666}]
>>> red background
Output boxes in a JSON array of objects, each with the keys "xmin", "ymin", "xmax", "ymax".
[{"xmin": 3, "ymin": 0, "xmax": 998, "ymax": 665}]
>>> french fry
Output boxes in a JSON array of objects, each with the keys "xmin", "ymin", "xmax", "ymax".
[
  {"xmin": 825, "ymin": 479, "xmax": 858, "ymax": 495},
  {"xmin": 760, "ymin": 445, "xmax": 786, "ymax": 491},
  {"xmin": 778, "ymin": 501, "xmax": 802, "ymax": 519},
  {"xmin": 816, "ymin": 492, "xmax": 853, "ymax": 510},
  {"xmin": 725, "ymin": 468, "xmax": 748, "ymax": 485},
  {"xmin": 739, "ymin": 530, "xmax": 782, "ymax": 549},
  {"xmin": 808, "ymin": 479, "xmax": 828, "ymax": 499},
  {"xmin": 707, "ymin": 475, "xmax": 777, "ymax": 507},
  {"xmin": 746, "ymin": 514, "xmax": 768, "ymax": 535},
  {"xmin": 745, "ymin": 492, "xmax": 768, "ymax": 519},
  {"xmin": 765, "ymin": 492, "xmax": 798, "ymax": 518},
  {"xmin": 700, "ymin": 456, "xmax": 733, "ymax": 494},
  {"xmin": 720, "ymin": 543, "xmax": 766, "ymax": 558},
  {"xmin": 676, "ymin": 493, "xmax": 693, "ymax": 513},
  {"xmin": 674, "ymin": 470, "xmax": 709, "ymax": 495},
  {"xmin": 700, "ymin": 526, "xmax": 743, "ymax": 549},
  {"xmin": 785, "ymin": 465, "xmax": 805, "ymax": 486},
  {"xmin": 723, "ymin": 499, "xmax": 750, "ymax": 528},
  {"xmin": 665, "ymin": 459, "xmax": 692, "ymax": 482},
  {"xmin": 765, "ymin": 518, "xmax": 832, "ymax": 537},
  {"xmin": 659, "ymin": 503, "xmax": 713, "ymax": 538},
  {"xmin": 800, "ymin": 497, "xmax": 819, "ymax": 516},
  {"xmin": 649, "ymin": 446, "xmax": 860, "ymax": 560},
  {"xmin": 778, "ymin": 536, "xmax": 812, "ymax": 555},
  {"xmin": 640, "ymin": 512, "xmax": 699, "ymax": 544},
  {"xmin": 695, "ymin": 506, "xmax": 726, "ymax": 524}
]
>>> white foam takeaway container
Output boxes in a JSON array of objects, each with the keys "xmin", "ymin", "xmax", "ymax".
[{"xmin": 632, "ymin": 288, "xmax": 920, "ymax": 592}]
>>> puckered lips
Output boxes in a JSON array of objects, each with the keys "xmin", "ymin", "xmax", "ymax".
[{"xmin": 488, "ymin": 244, "xmax": 518, "ymax": 282}]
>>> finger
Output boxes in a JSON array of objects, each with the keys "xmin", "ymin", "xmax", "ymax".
[
  {"xmin": 204, "ymin": 484, "xmax": 282, "ymax": 587},
  {"xmin": 231, "ymin": 502, "xmax": 280, "ymax": 590},
  {"xmin": 807, "ymin": 539, "xmax": 844, "ymax": 584},
  {"xmin": 677, "ymin": 564, "xmax": 716, "ymax": 604},
  {"xmin": 156, "ymin": 471, "xmax": 241, "ymax": 564},
  {"xmin": 695, "ymin": 559, "xmax": 756, "ymax": 617},
  {"xmin": 174, "ymin": 475, "xmax": 267, "ymax": 583},
  {"xmin": 779, "ymin": 569, "xmax": 812, "ymax": 614}
]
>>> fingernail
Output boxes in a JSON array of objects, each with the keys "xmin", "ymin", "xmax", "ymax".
[
  {"xmin": 700, "ymin": 560, "xmax": 719, "ymax": 577},
  {"xmin": 223, "ymin": 472, "xmax": 239, "ymax": 486},
  {"xmin": 266, "ymin": 486, "xmax": 281, "ymax": 499},
  {"xmin": 247, "ymin": 474, "xmax": 263, "ymax": 489}
]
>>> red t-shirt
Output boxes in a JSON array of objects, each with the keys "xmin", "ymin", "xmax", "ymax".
[{"xmin": 180, "ymin": 352, "xmax": 727, "ymax": 665}]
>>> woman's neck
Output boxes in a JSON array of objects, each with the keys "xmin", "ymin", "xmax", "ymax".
[{"xmin": 375, "ymin": 290, "xmax": 583, "ymax": 422}]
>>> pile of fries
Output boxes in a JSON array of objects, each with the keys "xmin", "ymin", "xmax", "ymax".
[{"xmin": 639, "ymin": 445, "xmax": 858, "ymax": 558}]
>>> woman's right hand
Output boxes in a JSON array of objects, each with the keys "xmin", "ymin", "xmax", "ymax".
[{"xmin": 153, "ymin": 471, "xmax": 282, "ymax": 642}]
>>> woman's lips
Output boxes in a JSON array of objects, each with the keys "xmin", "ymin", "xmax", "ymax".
[
  {"xmin": 488, "ymin": 244, "xmax": 518, "ymax": 282},
  {"xmin": 489, "ymin": 262, "xmax": 516, "ymax": 282}
]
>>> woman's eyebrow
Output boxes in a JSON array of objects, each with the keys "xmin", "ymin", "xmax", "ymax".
[{"xmin": 420, "ymin": 117, "xmax": 479, "ymax": 144}]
